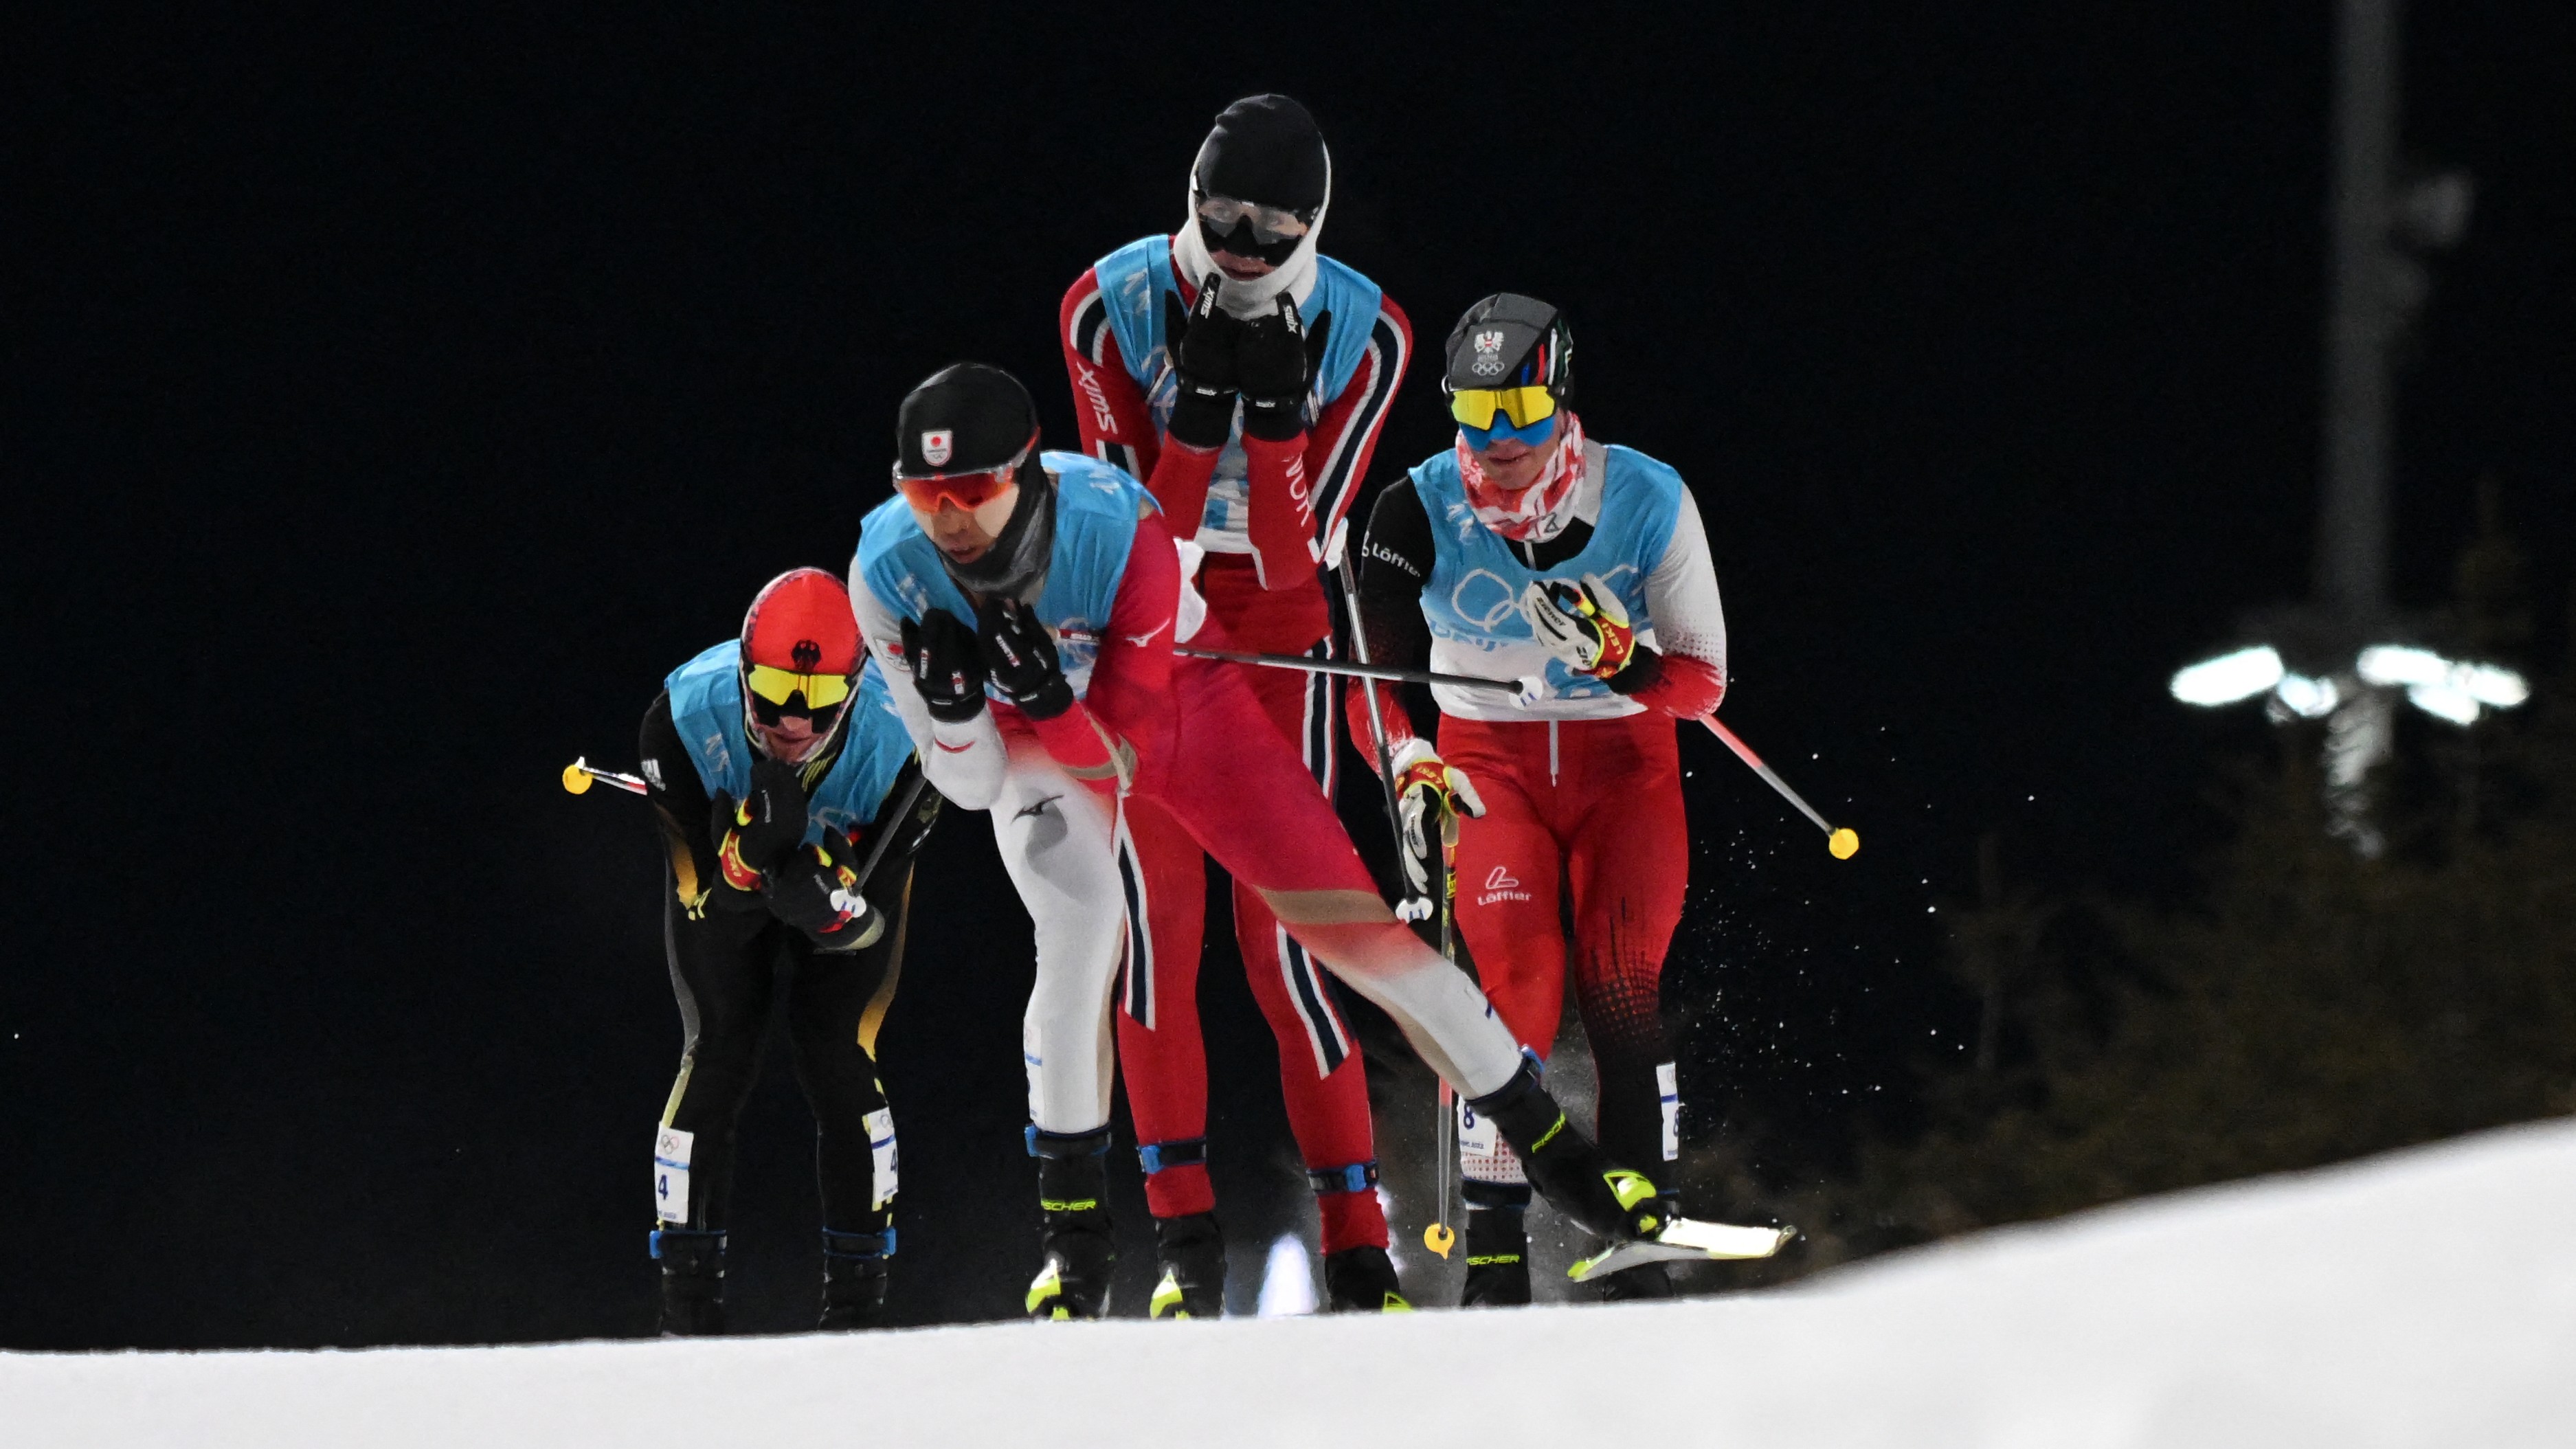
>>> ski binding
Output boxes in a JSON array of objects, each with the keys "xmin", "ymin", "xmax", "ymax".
[{"xmin": 1568, "ymin": 1216, "xmax": 1796, "ymax": 1281}]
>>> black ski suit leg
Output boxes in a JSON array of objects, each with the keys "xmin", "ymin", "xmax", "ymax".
[
  {"xmin": 660, "ymin": 878, "xmax": 783, "ymax": 1232},
  {"xmin": 781, "ymin": 860, "xmax": 914, "ymax": 1233}
]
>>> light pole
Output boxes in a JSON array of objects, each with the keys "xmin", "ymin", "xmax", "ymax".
[{"xmin": 2166, "ymin": 0, "xmax": 2514, "ymax": 855}]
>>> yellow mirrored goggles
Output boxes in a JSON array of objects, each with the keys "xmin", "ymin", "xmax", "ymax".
[
  {"xmin": 744, "ymin": 664, "xmax": 854, "ymax": 712},
  {"xmin": 1448, "ymin": 385, "xmax": 1558, "ymax": 431}
]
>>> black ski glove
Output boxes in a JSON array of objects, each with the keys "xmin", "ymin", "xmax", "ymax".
[
  {"xmin": 1161, "ymin": 273, "xmax": 1240, "ymax": 449},
  {"xmin": 709, "ymin": 755, "xmax": 809, "ymax": 888},
  {"xmin": 761, "ymin": 836, "xmax": 881, "ymax": 950},
  {"xmin": 974, "ymin": 595, "xmax": 1074, "ymax": 721},
  {"xmin": 902, "ymin": 609, "xmax": 987, "ymax": 723},
  {"xmin": 1236, "ymin": 297, "xmax": 1328, "ymax": 442}
]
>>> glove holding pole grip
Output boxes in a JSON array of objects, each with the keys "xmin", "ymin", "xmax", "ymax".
[
  {"xmin": 1235, "ymin": 295, "xmax": 1328, "ymax": 443},
  {"xmin": 710, "ymin": 756, "xmax": 809, "ymax": 890},
  {"xmin": 974, "ymin": 596, "xmax": 1074, "ymax": 722},
  {"xmin": 761, "ymin": 833, "xmax": 883, "ymax": 950},
  {"xmin": 1162, "ymin": 273, "xmax": 1241, "ymax": 450},
  {"xmin": 902, "ymin": 609, "xmax": 988, "ymax": 723},
  {"xmin": 1521, "ymin": 573, "xmax": 1640, "ymax": 680},
  {"xmin": 1389, "ymin": 737, "xmax": 1484, "ymax": 908}
]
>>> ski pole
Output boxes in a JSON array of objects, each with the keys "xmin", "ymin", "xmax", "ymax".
[
  {"xmin": 1699, "ymin": 717, "xmax": 1861, "ymax": 860},
  {"xmin": 848, "ymin": 765, "xmax": 933, "ymax": 890},
  {"xmin": 1331, "ymin": 536, "xmax": 1439, "ymax": 923},
  {"xmin": 1424, "ymin": 822, "xmax": 1462, "ymax": 1260},
  {"xmin": 1173, "ymin": 643, "xmax": 1544, "ymax": 706},
  {"xmin": 561, "ymin": 756, "xmax": 649, "ymax": 796}
]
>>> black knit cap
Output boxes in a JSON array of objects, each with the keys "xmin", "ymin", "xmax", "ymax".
[
  {"xmin": 895, "ymin": 363, "xmax": 1038, "ymax": 476},
  {"xmin": 1442, "ymin": 293, "xmax": 1573, "ymax": 398},
  {"xmin": 1191, "ymin": 94, "xmax": 1328, "ymax": 212}
]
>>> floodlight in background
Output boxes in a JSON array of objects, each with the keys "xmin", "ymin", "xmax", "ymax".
[{"xmin": 2164, "ymin": 0, "xmax": 2506, "ymax": 858}]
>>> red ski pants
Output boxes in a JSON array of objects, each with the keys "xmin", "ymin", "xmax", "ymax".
[
  {"xmin": 1118, "ymin": 640, "xmax": 1387, "ymax": 1252},
  {"xmin": 1442, "ymin": 712, "xmax": 1686, "ymax": 1171}
]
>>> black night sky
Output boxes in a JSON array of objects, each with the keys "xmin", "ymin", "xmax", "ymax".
[{"xmin": 10, "ymin": 4, "xmax": 2571, "ymax": 1347}]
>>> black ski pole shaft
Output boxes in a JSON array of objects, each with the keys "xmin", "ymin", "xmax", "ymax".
[
  {"xmin": 1332, "ymin": 550, "xmax": 1415, "ymax": 862},
  {"xmin": 1172, "ymin": 642, "xmax": 1525, "ymax": 697},
  {"xmin": 849, "ymin": 764, "xmax": 933, "ymax": 891}
]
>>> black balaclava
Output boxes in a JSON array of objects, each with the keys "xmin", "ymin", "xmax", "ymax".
[
  {"xmin": 1190, "ymin": 93, "xmax": 1328, "ymax": 265},
  {"xmin": 1177, "ymin": 94, "xmax": 1332, "ymax": 318}
]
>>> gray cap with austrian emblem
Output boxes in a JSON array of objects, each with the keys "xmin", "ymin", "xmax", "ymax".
[{"xmin": 1441, "ymin": 293, "xmax": 1573, "ymax": 398}]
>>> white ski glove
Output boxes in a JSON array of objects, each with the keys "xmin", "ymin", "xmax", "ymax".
[
  {"xmin": 1389, "ymin": 737, "xmax": 1485, "ymax": 919},
  {"xmin": 1520, "ymin": 572, "xmax": 1639, "ymax": 679}
]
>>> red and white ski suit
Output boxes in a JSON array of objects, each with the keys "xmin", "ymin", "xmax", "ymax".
[
  {"xmin": 1352, "ymin": 439, "xmax": 1727, "ymax": 1178},
  {"xmin": 1062, "ymin": 258, "xmax": 1411, "ymax": 1250}
]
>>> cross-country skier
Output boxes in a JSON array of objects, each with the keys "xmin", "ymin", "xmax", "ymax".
[
  {"xmin": 638, "ymin": 568, "xmax": 941, "ymax": 1335},
  {"xmin": 1350, "ymin": 294, "xmax": 1729, "ymax": 1304},
  {"xmin": 1060, "ymin": 93, "xmax": 1413, "ymax": 1315},
  {"xmin": 851, "ymin": 361, "xmax": 1687, "ymax": 1321}
]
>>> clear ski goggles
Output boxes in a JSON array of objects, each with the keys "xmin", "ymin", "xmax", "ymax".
[
  {"xmin": 1194, "ymin": 192, "xmax": 1314, "ymax": 248},
  {"xmin": 1451, "ymin": 385, "xmax": 1558, "ymax": 449},
  {"xmin": 745, "ymin": 664, "xmax": 854, "ymax": 726},
  {"xmin": 893, "ymin": 438, "xmax": 1032, "ymax": 514}
]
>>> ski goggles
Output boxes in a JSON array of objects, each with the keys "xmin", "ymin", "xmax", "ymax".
[
  {"xmin": 745, "ymin": 664, "xmax": 854, "ymax": 725},
  {"xmin": 1193, "ymin": 192, "xmax": 1314, "ymax": 248},
  {"xmin": 1451, "ymin": 385, "xmax": 1558, "ymax": 449},
  {"xmin": 892, "ymin": 438, "xmax": 1033, "ymax": 514}
]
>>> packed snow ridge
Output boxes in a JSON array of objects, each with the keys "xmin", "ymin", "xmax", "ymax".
[{"xmin": 15, "ymin": 1119, "xmax": 2576, "ymax": 1448}]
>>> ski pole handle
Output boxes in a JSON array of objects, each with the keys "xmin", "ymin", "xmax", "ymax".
[
  {"xmin": 563, "ymin": 757, "xmax": 649, "ymax": 797},
  {"xmin": 1697, "ymin": 717, "xmax": 1860, "ymax": 860}
]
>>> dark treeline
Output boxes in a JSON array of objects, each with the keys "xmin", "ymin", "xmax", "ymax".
[{"xmin": 1674, "ymin": 504, "xmax": 2576, "ymax": 1285}]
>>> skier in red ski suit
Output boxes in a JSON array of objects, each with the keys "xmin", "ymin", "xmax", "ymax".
[
  {"xmin": 857, "ymin": 361, "xmax": 1681, "ymax": 1322},
  {"xmin": 1060, "ymin": 93, "xmax": 1413, "ymax": 1314},
  {"xmin": 1352, "ymin": 295, "xmax": 1729, "ymax": 1305}
]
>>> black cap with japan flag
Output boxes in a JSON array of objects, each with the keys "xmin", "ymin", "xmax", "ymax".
[{"xmin": 895, "ymin": 363, "xmax": 1039, "ymax": 480}]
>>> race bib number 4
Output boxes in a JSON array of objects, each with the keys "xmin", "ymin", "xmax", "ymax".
[{"xmin": 654, "ymin": 1125, "xmax": 695, "ymax": 1224}]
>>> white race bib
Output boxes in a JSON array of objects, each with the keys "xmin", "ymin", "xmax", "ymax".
[
  {"xmin": 866, "ymin": 1108, "xmax": 899, "ymax": 1209},
  {"xmin": 1457, "ymin": 1097, "xmax": 1525, "ymax": 1185},
  {"xmin": 1657, "ymin": 1062, "xmax": 1681, "ymax": 1162},
  {"xmin": 653, "ymin": 1125, "xmax": 695, "ymax": 1224}
]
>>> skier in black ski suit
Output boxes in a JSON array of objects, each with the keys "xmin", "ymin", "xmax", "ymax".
[{"xmin": 638, "ymin": 567, "xmax": 940, "ymax": 1334}]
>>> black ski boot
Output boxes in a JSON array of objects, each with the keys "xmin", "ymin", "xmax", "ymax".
[
  {"xmin": 651, "ymin": 1227, "xmax": 726, "ymax": 1336},
  {"xmin": 1466, "ymin": 1057, "xmax": 1672, "ymax": 1244},
  {"xmin": 1596, "ymin": 1261, "xmax": 1675, "ymax": 1301},
  {"xmin": 1323, "ymin": 1244, "xmax": 1413, "ymax": 1312},
  {"xmin": 818, "ymin": 1224, "xmax": 893, "ymax": 1329},
  {"xmin": 1147, "ymin": 1212, "xmax": 1226, "ymax": 1319},
  {"xmin": 1025, "ymin": 1127, "xmax": 1117, "ymax": 1321},
  {"xmin": 1459, "ymin": 1199, "xmax": 1532, "ymax": 1307}
]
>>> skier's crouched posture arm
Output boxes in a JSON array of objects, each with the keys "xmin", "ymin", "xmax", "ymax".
[
  {"xmin": 640, "ymin": 569, "xmax": 942, "ymax": 1336},
  {"xmin": 1352, "ymin": 294, "xmax": 1729, "ymax": 1305},
  {"xmin": 853, "ymin": 362, "xmax": 1683, "ymax": 1321}
]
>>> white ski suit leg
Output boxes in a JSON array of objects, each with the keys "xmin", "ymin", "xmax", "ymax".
[{"xmin": 988, "ymin": 728, "xmax": 1126, "ymax": 1136}]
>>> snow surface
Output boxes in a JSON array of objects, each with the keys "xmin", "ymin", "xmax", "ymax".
[{"xmin": 14, "ymin": 1118, "xmax": 2576, "ymax": 1448}]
